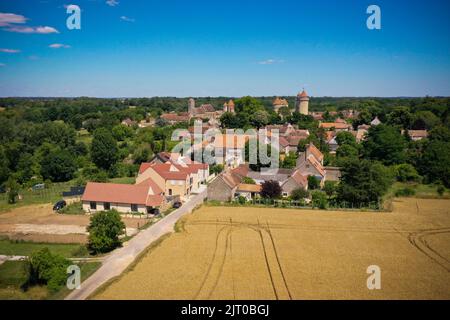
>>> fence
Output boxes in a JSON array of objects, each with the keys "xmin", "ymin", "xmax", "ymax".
[{"xmin": 215, "ymin": 198, "xmax": 383, "ymax": 211}]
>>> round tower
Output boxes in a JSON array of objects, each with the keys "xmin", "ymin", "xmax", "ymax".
[
  {"xmin": 188, "ymin": 98, "xmax": 195, "ymax": 115},
  {"xmin": 295, "ymin": 90, "xmax": 309, "ymax": 115}
]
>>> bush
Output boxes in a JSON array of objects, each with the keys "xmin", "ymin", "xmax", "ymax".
[
  {"xmin": 261, "ymin": 180, "xmax": 282, "ymax": 199},
  {"xmin": 237, "ymin": 196, "xmax": 247, "ymax": 204},
  {"xmin": 394, "ymin": 164, "xmax": 420, "ymax": 182},
  {"xmin": 311, "ymin": 191, "xmax": 328, "ymax": 209},
  {"xmin": 87, "ymin": 210, "xmax": 126, "ymax": 254},
  {"xmin": 59, "ymin": 202, "xmax": 84, "ymax": 215},
  {"xmin": 437, "ymin": 185, "xmax": 445, "ymax": 196},
  {"xmin": 290, "ymin": 188, "xmax": 309, "ymax": 201},
  {"xmin": 307, "ymin": 175, "xmax": 320, "ymax": 190},
  {"xmin": 242, "ymin": 177, "xmax": 256, "ymax": 184},
  {"xmin": 25, "ymin": 248, "xmax": 71, "ymax": 292},
  {"xmin": 395, "ymin": 187, "xmax": 416, "ymax": 197}
]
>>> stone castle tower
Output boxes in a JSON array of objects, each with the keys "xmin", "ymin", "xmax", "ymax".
[
  {"xmin": 295, "ymin": 89, "xmax": 309, "ymax": 115},
  {"xmin": 188, "ymin": 98, "xmax": 195, "ymax": 116}
]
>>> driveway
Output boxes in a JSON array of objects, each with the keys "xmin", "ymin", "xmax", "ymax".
[{"xmin": 65, "ymin": 189, "xmax": 207, "ymax": 300}]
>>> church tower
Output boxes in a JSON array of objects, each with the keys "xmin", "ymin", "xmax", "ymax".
[{"xmin": 295, "ymin": 89, "xmax": 309, "ymax": 115}]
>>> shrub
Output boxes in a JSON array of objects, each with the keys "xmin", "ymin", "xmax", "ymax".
[
  {"xmin": 242, "ymin": 177, "xmax": 256, "ymax": 184},
  {"xmin": 290, "ymin": 188, "xmax": 309, "ymax": 201},
  {"xmin": 394, "ymin": 164, "xmax": 420, "ymax": 182},
  {"xmin": 237, "ymin": 196, "xmax": 247, "ymax": 205},
  {"xmin": 395, "ymin": 187, "xmax": 416, "ymax": 197},
  {"xmin": 307, "ymin": 175, "xmax": 320, "ymax": 190},
  {"xmin": 25, "ymin": 248, "xmax": 71, "ymax": 292},
  {"xmin": 261, "ymin": 180, "xmax": 282, "ymax": 199},
  {"xmin": 59, "ymin": 202, "xmax": 84, "ymax": 215},
  {"xmin": 311, "ymin": 191, "xmax": 328, "ymax": 209},
  {"xmin": 87, "ymin": 209, "xmax": 126, "ymax": 254},
  {"xmin": 437, "ymin": 185, "xmax": 445, "ymax": 196}
]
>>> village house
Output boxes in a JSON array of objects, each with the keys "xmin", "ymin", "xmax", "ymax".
[
  {"xmin": 213, "ymin": 133, "xmax": 249, "ymax": 168},
  {"xmin": 281, "ymin": 170, "xmax": 309, "ymax": 197},
  {"xmin": 402, "ymin": 129, "xmax": 428, "ymax": 141},
  {"xmin": 160, "ymin": 112, "xmax": 190, "ymax": 125},
  {"xmin": 136, "ymin": 155, "xmax": 209, "ymax": 200},
  {"xmin": 235, "ymin": 183, "xmax": 262, "ymax": 201},
  {"xmin": 207, "ymin": 165, "xmax": 248, "ymax": 202},
  {"xmin": 81, "ymin": 180, "xmax": 165, "ymax": 215},
  {"xmin": 319, "ymin": 121, "xmax": 352, "ymax": 132},
  {"xmin": 272, "ymin": 97, "xmax": 289, "ymax": 114}
]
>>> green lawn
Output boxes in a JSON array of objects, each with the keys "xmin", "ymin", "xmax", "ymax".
[
  {"xmin": 109, "ymin": 177, "xmax": 136, "ymax": 184},
  {"xmin": 0, "ymin": 182, "xmax": 73, "ymax": 213},
  {"xmin": 386, "ymin": 182, "xmax": 450, "ymax": 199},
  {"xmin": 0, "ymin": 239, "xmax": 89, "ymax": 258},
  {"xmin": 0, "ymin": 260, "xmax": 101, "ymax": 300}
]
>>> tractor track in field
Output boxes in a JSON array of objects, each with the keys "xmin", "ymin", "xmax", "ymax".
[
  {"xmin": 407, "ymin": 227, "xmax": 450, "ymax": 272},
  {"xmin": 266, "ymin": 221, "xmax": 292, "ymax": 300},
  {"xmin": 193, "ymin": 223, "xmax": 229, "ymax": 299}
]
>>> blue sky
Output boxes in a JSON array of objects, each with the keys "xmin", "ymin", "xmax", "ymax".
[{"xmin": 0, "ymin": 0, "xmax": 449, "ymax": 97}]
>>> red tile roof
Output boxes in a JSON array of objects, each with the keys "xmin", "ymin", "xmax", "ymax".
[{"xmin": 82, "ymin": 182, "xmax": 163, "ymax": 207}]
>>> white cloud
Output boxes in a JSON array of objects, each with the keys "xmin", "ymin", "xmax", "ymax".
[
  {"xmin": 120, "ymin": 16, "xmax": 135, "ymax": 22},
  {"xmin": 260, "ymin": 59, "xmax": 285, "ymax": 65},
  {"xmin": 49, "ymin": 43, "xmax": 71, "ymax": 49},
  {"xmin": 106, "ymin": 0, "xmax": 119, "ymax": 6},
  {"xmin": 0, "ymin": 48, "xmax": 20, "ymax": 53},
  {"xmin": 4, "ymin": 25, "xmax": 59, "ymax": 34},
  {"xmin": 258, "ymin": 59, "xmax": 284, "ymax": 65},
  {"xmin": 0, "ymin": 13, "xmax": 27, "ymax": 27}
]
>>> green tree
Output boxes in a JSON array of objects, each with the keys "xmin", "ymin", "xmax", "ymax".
[
  {"xmin": 336, "ymin": 144, "xmax": 359, "ymax": 159},
  {"xmin": 0, "ymin": 146, "xmax": 10, "ymax": 186},
  {"xmin": 87, "ymin": 209, "xmax": 126, "ymax": 254},
  {"xmin": 112, "ymin": 124, "xmax": 134, "ymax": 141},
  {"xmin": 323, "ymin": 181, "xmax": 338, "ymax": 198},
  {"xmin": 132, "ymin": 144, "xmax": 152, "ymax": 164},
  {"xmin": 307, "ymin": 175, "xmax": 320, "ymax": 190},
  {"xmin": 311, "ymin": 191, "xmax": 328, "ymax": 209},
  {"xmin": 260, "ymin": 180, "xmax": 282, "ymax": 199},
  {"xmin": 418, "ymin": 140, "xmax": 450, "ymax": 187},
  {"xmin": 210, "ymin": 164, "xmax": 224, "ymax": 175},
  {"xmin": 41, "ymin": 150, "xmax": 77, "ymax": 182},
  {"xmin": 281, "ymin": 152, "xmax": 297, "ymax": 169},
  {"xmin": 337, "ymin": 159, "xmax": 393, "ymax": 206},
  {"xmin": 91, "ymin": 128, "xmax": 119, "ymax": 170},
  {"xmin": 394, "ymin": 164, "xmax": 420, "ymax": 182},
  {"xmin": 6, "ymin": 177, "xmax": 20, "ymax": 204},
  {"xmin": 25, "ymin": 248, "xmax": 71, "ymax": 292},
  {"xmin": 335, "ymin": 131, "xmax": 357, "ymax": 147},
  {"xmin": 290, "ymin": 188, "xmax": 309, "ymax": 201},
  {"xmin": 412, "ymin": 111, "xmax": 441, "ymax": 130},
  {"xmin": 363, "ymin": 125, "xmax": 407, "ymax": 165}
]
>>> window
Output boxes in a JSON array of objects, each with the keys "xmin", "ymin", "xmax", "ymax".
[
  {"xmin": 90, "ymin": 202, "xmax": 97, "ymax": 210},
  {"xmin": 104, "ymin": 202, "xmax": 111, "ymax": 210},
  {"xmin": 282, "ymin": 192, "xmax": 288, "ymax": 197},
  {"xmin": 131, "ymin": 204, "xmax": 138, "ymax": 212},
  {"xmin": 168, "ymin": 189, "xmax": 173, "ymax": 196}
]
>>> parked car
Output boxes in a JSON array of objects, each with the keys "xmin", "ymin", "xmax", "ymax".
[
  {"xmin": 150, "ymin": 208, "xmax": 160, "ymax": 216},
  {"xmin": 32, "ymin": 183, "xmax": 45, "ymax": 191},
  {"xmin": 53, "ymin": 200, "xmax": 67, "ymax": 211},
  {"xmin": 172, "ymin": 201, "xmax": 182, "ymax": 209}
]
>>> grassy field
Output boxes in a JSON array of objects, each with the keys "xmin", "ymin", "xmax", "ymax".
[
  {"xmin": 0, "ymin": 260, "xmax": 101, "ymax": 300},
  {"xmin": 0, "ymin": 239, "xmax": 89, "ymax": 258},
  {"xmin": 95, "ymin": 198, "xmax": 450, "ymax": 300},
  {"xmin": 0, "ymin": 182, "xmax": 72, "ymax": 213}
]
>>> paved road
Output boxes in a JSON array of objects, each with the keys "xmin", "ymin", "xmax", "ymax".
[{"xmin": 65, "ymin": 189, "xmax": 207, "ymax": 300}]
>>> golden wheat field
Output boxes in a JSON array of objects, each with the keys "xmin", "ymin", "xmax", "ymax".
[{"xmin": 95, "ymin": 199, "xmax": 450, "ymax": 300}]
